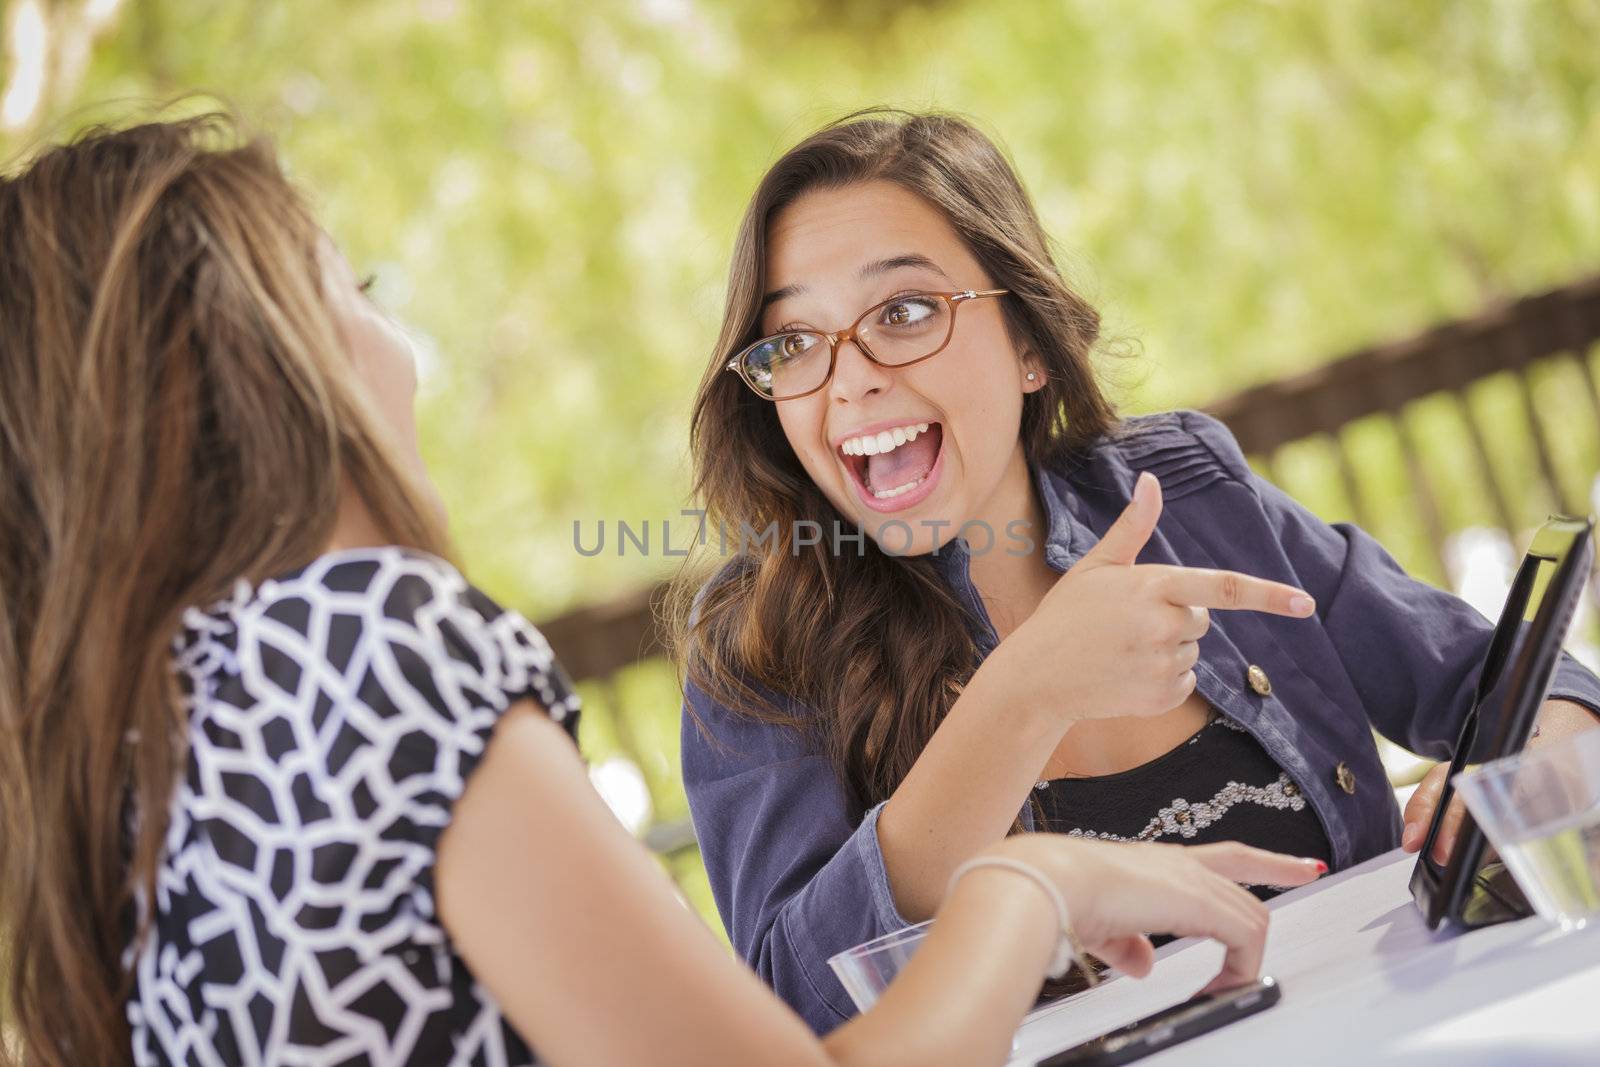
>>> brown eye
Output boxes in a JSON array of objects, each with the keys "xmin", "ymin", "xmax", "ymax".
[
  {"xmin": 879, "ymin": 297, "xmax": 937, "ymax": 330},
  {"xmin": 781, "ymin": 333, "xmax": 816, "ymax": 359}
]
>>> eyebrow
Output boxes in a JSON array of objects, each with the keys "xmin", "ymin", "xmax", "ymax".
[
  {"xmin": 759, "ymin": 253, "xmax": 951, "ymax": 310},
  {"xmin": 859, "ymin": 253, "xmax": 950, "ymax": 282},
  {"xmin": 760, "ymin": 283, "xmax": 803, "ymax": 311}
]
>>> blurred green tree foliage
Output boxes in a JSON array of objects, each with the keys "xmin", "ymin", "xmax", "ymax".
[
  {"xmin": 6, "ymin": 0, "xmax": 1599, "ymax": 618},
  {"xmin": 7, "ymin": 0, "xmax": 1600, "ymax": 936}
]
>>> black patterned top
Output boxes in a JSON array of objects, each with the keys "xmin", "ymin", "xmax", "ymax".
[
  {"xmin": 1033, "ymin": 712, "xmax": 1333, "ymax": 900},
  {"xmin": 126, "ymin": 547, "xmax": 579, "ymax": 1066}
]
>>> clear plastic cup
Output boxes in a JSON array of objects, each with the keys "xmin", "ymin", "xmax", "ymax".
[
  {"xmin": 826, "ymin": 920, "xmax": 932, "ymax": 1012},
  {"xmin": 1454, "ymin": 727, "xmax": 1600, "ymax": 931}
]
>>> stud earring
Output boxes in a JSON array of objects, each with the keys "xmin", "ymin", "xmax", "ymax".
[{"xmin": 1026, "ymin": 372, "xmax": 1038, "ymax": 382}]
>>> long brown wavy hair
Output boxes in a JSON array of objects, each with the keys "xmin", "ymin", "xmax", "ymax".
[
  {"xmin": 677, "ymin": 110, "xmax": 1118, "ymax": 812},
  {"xmin": 0, "ymin": 114, "xmax": 450, "ymax": 1066}
]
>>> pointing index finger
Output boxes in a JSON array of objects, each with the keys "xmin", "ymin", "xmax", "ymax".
[{"xmin": 1155, "ymin": 567, "xmax": 1316, "ymax": 617}]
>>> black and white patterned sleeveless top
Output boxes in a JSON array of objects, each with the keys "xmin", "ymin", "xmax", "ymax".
[
  {"xmin": 126, "ymin": 547, "xmax": 579, "ymax": 1066},
  {"xmin": 1034, "ymin": 712, "xmax": 1332, "ymax": 899}
]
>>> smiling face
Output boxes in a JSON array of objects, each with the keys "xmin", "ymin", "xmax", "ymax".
[{"xmin": 762, "ymin": 180, "xmax": 1044, "ymax": 555}]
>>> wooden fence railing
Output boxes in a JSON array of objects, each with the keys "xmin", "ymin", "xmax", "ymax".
[
  {"xmin": 538, "ymin": 272, "xmax": 1600, "ymax": 861},
  {"xmin": 1212, "ymin": 274, "xmax": 1600, "ymax": 584}
]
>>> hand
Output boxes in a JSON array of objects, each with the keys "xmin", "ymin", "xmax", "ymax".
[
  {"xmin": 1402, "ymin": 698, "xmax": 1600, "ymax": 864},
  {"xmin": 991, "ymin": 836, "xmax": 1325, "ymax": 994},
  {"xmin": 1399, "ymin": 761, "xmax": 1458, "ymax": 865},
  {"xmin": 995, "ymin": 472, "xmax": 1316, "ymax": 724}
]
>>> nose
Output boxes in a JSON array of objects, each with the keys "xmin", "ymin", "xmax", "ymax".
[{"xmin": 827, "ymin": 336, "xmax": 893, "ymax": 406}]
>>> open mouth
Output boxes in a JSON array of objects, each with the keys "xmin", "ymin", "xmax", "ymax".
[{"xmin": 838, "ymin": 421, "xmax": 944, "ymax": 513}]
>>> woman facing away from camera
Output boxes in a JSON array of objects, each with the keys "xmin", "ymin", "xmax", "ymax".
[
  {"xmin": 676, "ymin": 109, "xmax": 1600, "ymax": 1033},
  {"xmin": 0, "ymin": 115, "xmax": 1326, "ymax": 1067}
]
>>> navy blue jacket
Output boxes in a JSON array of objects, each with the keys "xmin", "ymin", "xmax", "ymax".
[{"xmin": 681, "ymin": 410, "xmax": 1600, "ymax": 1034}]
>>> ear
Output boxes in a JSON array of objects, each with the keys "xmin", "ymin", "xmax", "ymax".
[{"xmin": 1021, "ymin": 352, "xmax": 1047, "ymax": 394}]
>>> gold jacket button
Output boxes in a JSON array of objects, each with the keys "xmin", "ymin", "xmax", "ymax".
[
  {"xmin": 1334, "ymin": 761, "xmax": 1357, "ymax": 795},
  {"xmin": 1246, "ymin": 664, "xmax": 1272, "ymax": 696}
]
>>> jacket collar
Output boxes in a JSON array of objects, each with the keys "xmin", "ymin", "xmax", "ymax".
[{"xmin": 927, "ymin": 460, "xmax": 1100, "ymax": 586}]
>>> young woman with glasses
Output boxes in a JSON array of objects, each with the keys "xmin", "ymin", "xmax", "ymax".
[
  {"xmin": 0, "ymin": 114, "xmax": 1324, "ymax": 1067},
  {"xmin": 676, "ymin": 108, "xmax": 1600, "ymax": 1033}
]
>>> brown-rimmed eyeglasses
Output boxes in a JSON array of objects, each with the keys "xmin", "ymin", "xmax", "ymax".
[{"xmin": 725, "ymin": 288, "xmax": 1009, "ymax": 401}]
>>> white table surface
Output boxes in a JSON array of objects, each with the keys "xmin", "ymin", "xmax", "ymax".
[{"xmin": 1008, "ymin": 848, "xmax": 1600, "ymax": 1066}]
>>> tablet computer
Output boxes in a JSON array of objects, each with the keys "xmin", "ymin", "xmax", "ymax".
[{"xmin": 1409, "ymin": 514, "xmax": 1594, "ymax": 930}]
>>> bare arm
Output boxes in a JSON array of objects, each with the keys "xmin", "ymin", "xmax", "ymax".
[
  {"xmin": 437, "ymin": 701, "xmax": 1321, "ymax": 1067},
  {"xmin": 875, "ymin": 650, "xmax": 1065, "ymax": 921},
  {"xmin": 435, "ymin": 702, "xmax": 1058, "ymax": 1067}
]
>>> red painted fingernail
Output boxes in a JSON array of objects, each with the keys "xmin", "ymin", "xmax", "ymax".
[{"xmin": 1314, "ymin": 861, "xmax": 1327, "ymax": 874}]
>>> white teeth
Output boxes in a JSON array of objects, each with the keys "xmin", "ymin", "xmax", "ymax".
[
  {"xmin": 872, "ymin": 477, "xmax": 925, "ymax": 499},
  {"xmin": 838, "ymin": 421, "xmax": 937, "ymax": 459}
]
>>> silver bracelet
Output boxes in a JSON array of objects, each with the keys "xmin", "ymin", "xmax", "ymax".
[{"xmin": 946, "ymin": 856, "xmax": 1098, "ymax": 986}]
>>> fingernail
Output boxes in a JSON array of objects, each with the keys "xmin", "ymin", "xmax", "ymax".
[
  {"xmin": 1289, "ymin": 594, "xmax": 1315, "ymax": 616},
  {"xmin": 1135, "ymin": 471, "xmax": 1154, "ymax": 502},
  {"xmin": 1401, "ymin": 823, "xmax": 1419, "ymax": 848},
  {"xmin": 1313, "ymin": 860, "xmax": 1327, "ymax": 874}
]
